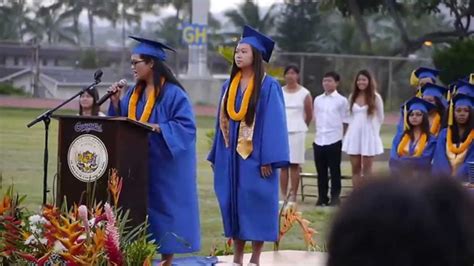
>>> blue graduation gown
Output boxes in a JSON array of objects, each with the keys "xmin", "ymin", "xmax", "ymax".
[
  {"xmin": 389, "ymin": 130, "xmax": 437, "ymax": 175},
  {"xmin": 432, "ymin": 128, "xmax": 474, "ymax": 182},
  {"xmin": 208, "ymin": 75, "xmax": 290, "ymax": 241},
  {"xmin": 108, "ymin": 83, "xmax": 200, "ymax": 254}
]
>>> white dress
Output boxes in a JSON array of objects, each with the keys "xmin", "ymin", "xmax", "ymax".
[
  {"xmin": 342, "ymin": 93, "xmax": 384, "ymax": 156},
  {"xmin": 283, "ymin": 85, "xmax": 311, "ymax": 164}
]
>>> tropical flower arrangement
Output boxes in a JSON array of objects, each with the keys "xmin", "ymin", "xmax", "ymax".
[
  {"xmin": 0, "ymin": 169, "xmax": 157, "ymax": 265},
  {"xmin": 275, "ymin": 201, "xmax": 317, "ymax": 251}
]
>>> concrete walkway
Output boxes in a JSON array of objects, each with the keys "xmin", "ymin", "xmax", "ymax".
[{"xmin": 217, "ymin": 250, "xmax": 327, "ymax": 266}]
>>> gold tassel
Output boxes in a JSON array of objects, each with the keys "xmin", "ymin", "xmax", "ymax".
[
  {"xmin": 448, "ymin": 99, "xmax": 454, "ymax": 126},
  {"xmin": 416, "ymin": 89, "xmax": 422, "ymax": 98},
  {"xmin": 447, "ymin": 90, "xmax": 451, "ymax": 101},
  {"xmin": 470, "ymin": 73, "xmax": 474, "ymax": 84},
  {"xmin": 410, "ymin": 70, "xmax": 419, "ymax": 87},
  {"xmin": 404, "ymin": 104, "xmax": 409, "ymax": 131}
]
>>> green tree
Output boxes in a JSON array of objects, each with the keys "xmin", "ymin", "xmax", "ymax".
[
  {"xmin": 224, "ymin": 0, "xmax": 276, "ymax": 34},
  {"xmin": 0, "ymin": 0, "xmax": 34, "ymax": 42},
  {"xmin": 79, "ymin": 49, "xmax": 99, "ymax": 69},
  {"xmin": 275, "ymin": 0, "xmax": 322, "ymax": 52},
  {"xmin": 322, "ymin": 0, "xmax": 473, "ymax": 56},
  {"xmin": 433, "ymin": 39, "xmax": 474, "ymax": 84},
  {"xmin": 62, "ymin": 0, "xmax": 117, "ymax": 46},
  {"xmin": 31, "ymin": 2, "xmax": 77, "ymax": 45}
]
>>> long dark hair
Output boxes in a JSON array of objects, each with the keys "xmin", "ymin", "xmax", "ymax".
[
  {"xmin": 450, "ymin": 107, "xmax": 474, "ymax": 143},
  {"xmin": 136, "ymin": 54, "xmax": 185, "ymax": 101},
  {"xmin": 406, "ymin": 110, "xmax": 431, "ymax": 141},
  {"xmin": 223, "ymin": 46, "xmax": 264, "ymax": 125},
  {"xmin": 79, "ymin": 87, "xmax": 100, "ymax": 116},
  {"xmin": 349, "ymin": 69, "xmax": 377, "ymax": 116}
]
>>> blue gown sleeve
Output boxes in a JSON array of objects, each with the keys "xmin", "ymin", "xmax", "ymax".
[
  {"xmin": 389, "ymin": 131, "xmax": 403, "ymax": 172},
  {"xmin": 259, "ymin": 79, "xmax": 289, "ymax": 169},
  {"xmin": 390, "ymin": 132, "xmax": 436, "ymax": 173},
  {"xmin": 456, "ymin": 146, "xmax": 474, "ymax": 181},
  {"xmin": 432, "ymin": 129, "xmax": 452, "ymax": 176},
  {"xmin": 107, "ymin": 86, "xmax": 133, "ymax": 116},
  {"xmin": 158, "ymin": 88, "xmax": 196, "ymax": 158}
]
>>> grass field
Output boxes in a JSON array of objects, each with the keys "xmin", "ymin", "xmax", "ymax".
[{"xmin": 0, "ymin": 107, "xmax": 395, "ymax": 255}]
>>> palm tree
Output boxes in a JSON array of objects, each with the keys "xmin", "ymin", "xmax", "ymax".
[
  {"xmin": 224, "ymin": 0, "xmax": 276, "ymax": 34},
  {"xmin": 0, "ymin": 0, "xmax": 35, "ymax": 42},
  {"xmin": 32, "ymin": 3, "xmax": 77, "ymax": 45},
  {"xmin": 62, "ymin": 0, "xmax": 117, "ymax": 46}
]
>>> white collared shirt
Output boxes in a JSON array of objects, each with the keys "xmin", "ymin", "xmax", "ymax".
[{"xmin": 313, "ymin": 90, "xmax": 349, "ymax": 146}]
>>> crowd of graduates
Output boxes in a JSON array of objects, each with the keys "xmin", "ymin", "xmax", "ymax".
[{"xmin": 389, "ymin": 68, "xmax": 474, "ymax": 181}]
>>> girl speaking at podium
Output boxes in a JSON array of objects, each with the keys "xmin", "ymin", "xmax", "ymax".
[{"xmin": 108, "ymin": 36, "xmax": 200, "ymax": 266}]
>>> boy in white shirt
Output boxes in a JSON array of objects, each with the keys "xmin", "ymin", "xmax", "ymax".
[{"xmin": 313, "ymin": 71, "xmax": 349, "ymax": 206}]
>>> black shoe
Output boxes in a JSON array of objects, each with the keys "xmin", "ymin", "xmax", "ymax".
[
  {"xmin": 316, "ymin": 200, "xmax": 329, "ymax": 206},
  {"xmin": 329, "ymin": 198, "xmax": 341, "ymax": 206}
]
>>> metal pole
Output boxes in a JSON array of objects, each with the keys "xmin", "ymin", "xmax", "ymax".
[
  {"xmin": 34, "ymin": 44, "xmax": 40, "ymax": 97},
  {"xmin": 300, "ymin": 55, "xmax": 305, "ymax": 85},
  {"xmin": 388, "ymin": 60, "xmax": 393, "ymax": 111}
]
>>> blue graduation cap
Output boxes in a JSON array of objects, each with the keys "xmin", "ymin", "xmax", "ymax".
[
  {"xmin": 453, "ymin": 93, "xmax": 474, "ymax": 108},
  {"xmin": 129, "ymin": 36, "xmax": 175, "ymax": 61},
  {"xmin": 414, "ymin": 67, "xmax": 439, "ymax": 80},
  {"xmin": 404, "ymin": 97, "xmax": 436, "ymax": 113},
  {"xmin": 420, "ymin": 83, "xmax": 447, "ymax": 98},
  {"xmin": 455, "ymin": 80, "xmax": 474, "ymax": 97},
  {"xmin": 239, "ymin": 25, "xmax": 275, "ymax": 62},
  {"xmin": 420, "ymin": 83, "xmax": 448, "ymax": 107},
  {"xmin": 447, "ymin": 93, "xmax": 474, "ymax": 126},
  {"xmin": 401, "ymin": 97, "xmax": 436, "ymax": 130}
]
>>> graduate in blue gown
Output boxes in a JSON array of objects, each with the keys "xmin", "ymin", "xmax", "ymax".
[
  {"xmin": 107, "ymin": 36, "xmax": 200, "ymax": 266},
  {"xmin": 432, "ymin": 93, "xmax": 474, "ymax": 182},
  {"xmin": 419, "ymin": 83, "xmax": 448, "ymax": 136},
  {"xmin": 397, "ymin": 67, "xmax": 440, "ymax": 131},
  {"xmin": 207, "ymin": 25, "xmax": 289, "ymax": 266},
  {"xmin": 390, "ymin": 97, "xmax": 437, "ymax": 177}
]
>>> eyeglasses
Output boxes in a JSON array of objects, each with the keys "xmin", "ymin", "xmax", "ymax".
[{"xmin": 130, "ymin": 60, "xmax": 145, "ymax": 66}]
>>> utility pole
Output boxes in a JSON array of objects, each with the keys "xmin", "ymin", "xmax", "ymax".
[{"xmin": 33, "ymin": 42, "xmax": 41, "ymax": 98}]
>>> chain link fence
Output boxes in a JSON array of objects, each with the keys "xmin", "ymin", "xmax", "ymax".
[{"xmin": 272, "ymin": 52, "xmax": 433, "ymax": 112}]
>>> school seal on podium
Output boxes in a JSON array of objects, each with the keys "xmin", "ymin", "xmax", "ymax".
[{"xmin": 67, "ymin": 134, "xmax": 108, "ymax": 182}]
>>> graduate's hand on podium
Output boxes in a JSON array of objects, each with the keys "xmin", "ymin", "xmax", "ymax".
[{"xmin": 261, "ymin": 165, "xmax": 272, "ymax": 178}]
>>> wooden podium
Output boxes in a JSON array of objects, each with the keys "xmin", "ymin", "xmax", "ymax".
[{"xmin": 54, "ymin": 115, "xmax": 152, "ymax": 227}]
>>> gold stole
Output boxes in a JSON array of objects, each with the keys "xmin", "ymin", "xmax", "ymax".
[
  {"xmin": 446, "ymin": 129, "xmax": 474, "ymax": 175},
  {"xmin": 397, "ymin": 133, "xmax": 427, "ymax": 157},
  {"xmin": 429, "ymin": 112, "xmax": 441, "ymax": 136},
  {"xmin": 219, "ymin": 92, "xmax": 255, "ymax": 159},
  {"xmin": 446, "ymin": 147, "xmax": 467, "ymax": 176}
]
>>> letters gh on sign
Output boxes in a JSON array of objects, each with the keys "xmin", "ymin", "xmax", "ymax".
[{"xmin": 182, "ymin": 23, "xmax": 208, "ymax": 46}]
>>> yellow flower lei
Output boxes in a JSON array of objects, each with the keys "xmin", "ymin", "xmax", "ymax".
[
  {"xmin": 128, "ymin": 78, "xmax": 165, "ymax": 122},
  {"xmin": 430, "ymin": 112, "xmax": 441, "ymax": 136},
  {"xmin": 447, "ymin": 128, "xmax": 474, "ymax": 155},
  {"xmin": 226, "ymin": 71, "xmax": 254, "ymax": 121},
  {"xmin": 397, "ymin": 132, "xmax": 428, "ymax": 157}
]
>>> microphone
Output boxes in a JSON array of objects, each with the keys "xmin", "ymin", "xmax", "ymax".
[
  {"xmin": 94, "ymin": 69, "xmax": 103, "ymax": 83},
  {"xmin": 97, "ymin": 79, "xmax": 127, "ymax": 106}
]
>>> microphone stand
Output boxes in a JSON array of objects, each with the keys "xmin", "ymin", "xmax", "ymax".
[{"xmin": 26, "ymin": 70, "xmax": 103, "ymax": 205}]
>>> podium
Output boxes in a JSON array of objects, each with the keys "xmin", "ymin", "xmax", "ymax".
[{"xmin": 54, "ymin": 115, "xmax": 152, "ymax": 227}]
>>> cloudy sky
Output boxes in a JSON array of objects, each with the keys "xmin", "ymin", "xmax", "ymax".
[{"xmin": 210, "ymin": 0, "xmax": 283, "ymax": 13}]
